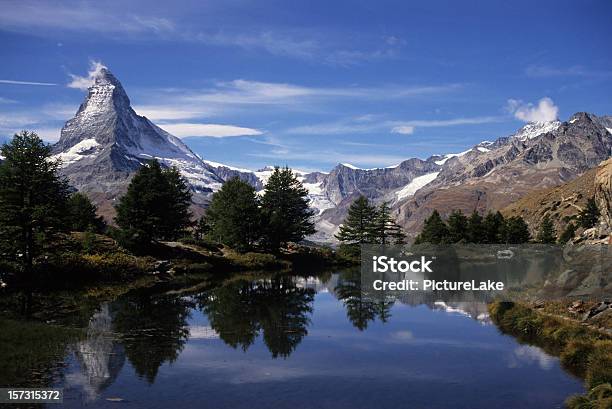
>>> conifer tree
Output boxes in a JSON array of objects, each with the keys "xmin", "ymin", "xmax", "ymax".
[
  {"xmin": 0, "ymin": 131, "xmax": 70, "ymax": 274},
  {"xmin": 193, "ymin": 215, "xmax": 211, "ymax": 240},
  {"xmin": 578, "ymin": 198, "xmax": 600, "ymax": 229},
  {"xmin": 536, "ymin": 214, "xmax": 557, "ymax": 244},
  {"xmin": 558, "ymin": 222, "xmax": 576, "ymax": 244},
  {"xmin": 466, "ymin": 210, "xmax": 486, "ymax": 243},
  {"xmin": 373, "ymin": 202, "xmax": 406, "ymax": 245},
  {"xmin": 115, "ymin": 160, "xmax": 192, "ymax": 247},
  {"xmin": 335, "ymin": 196, "xmax": 377, "ymax": 245},
  {"xmin": 447, "ymin": 210, "xmax": 468, "ymax": 243},
  {"xmin": 260, "ymin": 167, "xmax": 315, "ymax": 252},
  {"xmin": 414, "ymin": 210, "xmax": 449, "ymax": 244},
  {"xmin": 504, "ymin": 216, "xmax": 531, "ymax": 244},
  {"xmin": 483, "ymin": 211, "xmax": 505, "ymax": 244},
  {"xmin": 66, "ymin": 192, "xmax": 106, "ymax": 232},
  {"xmin": 207, "ymin": 177, "xmax": 261, "ymax": 251}
]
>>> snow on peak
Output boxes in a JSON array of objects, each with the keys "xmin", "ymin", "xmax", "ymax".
[
  {"xmin": 52, "ymin": 138, "xmax": 101, "ymax": 166},
  {"xmin": 434, "ymin": 149, "xmax": 472, "ymax": 165},
  {"xmin": 513, "ymin": 120, "xmax": 561, "ymax": 141},
  {"xmin": 395, "ymin": 172, "xmax": 440, "ymax": 201},
  {"xmin": 340, "ymin": 163, "xmax": 360, "ymax": 169}
]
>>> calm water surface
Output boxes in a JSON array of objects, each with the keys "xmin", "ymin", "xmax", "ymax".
[{"xmin": 53, "ymin": 271, "xmax": 582, "ymax": 408}]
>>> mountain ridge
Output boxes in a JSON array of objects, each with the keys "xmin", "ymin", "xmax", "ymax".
[{"xmin": 49, "ymin": 67, "xmax": 611, "ymax": 241}]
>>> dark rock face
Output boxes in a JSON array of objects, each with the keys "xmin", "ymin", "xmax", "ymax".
[{"xmin": 322, "ymin": 158, "xmax": 441, "ymax": 206}]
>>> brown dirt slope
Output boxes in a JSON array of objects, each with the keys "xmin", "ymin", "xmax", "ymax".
[{"xmin": 501, "ymin": 167, "xmax": 597, "ymax": 235}]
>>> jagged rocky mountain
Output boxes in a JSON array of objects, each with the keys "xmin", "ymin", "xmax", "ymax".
[
  {"xmin": 51, "ymin": 68, "xmax": 223, "ymax": 217},
  {"xmin": 51, "ymin": 67, "xmax": 611, "ymax": 242}
]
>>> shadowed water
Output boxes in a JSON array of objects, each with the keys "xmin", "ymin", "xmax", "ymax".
[{"xmin": 14, "ymin": 271, "xmax": 584, "ymax": 408}]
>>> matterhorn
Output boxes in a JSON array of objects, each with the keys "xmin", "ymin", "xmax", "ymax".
[{"xmin": 52, "ymin": 66, "xmax": 223, "ymax": 217}]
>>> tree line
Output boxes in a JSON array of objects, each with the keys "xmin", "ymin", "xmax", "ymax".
[
  {"xmin": 414, "ymin": 200, "xmax": 600, "ymax": 245},
  {"xmin": 196, "ymin": 167, "xmax": 315, "ymax": 253},
  {"xmin": 1, "ymin": 131, "xmax": 602, "ymax": 277},
  {"xmin": 0, "ymin": 131, "xmax": 317, "ymax": 275}
]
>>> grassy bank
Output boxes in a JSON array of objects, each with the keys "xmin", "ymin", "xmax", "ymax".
[
  {"xmin": 0, "ymin": 232, "xmax": 352, "ymax": 293},
  {"xmin": 0, "ymin": 318, "xmax": 82, "ymax": 387},
  {"xmin": 489, "ymin": 301, "xmax": 612, "ymax": 408}
]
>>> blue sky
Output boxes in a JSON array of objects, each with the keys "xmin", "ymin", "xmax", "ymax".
[{"xmin": 0, "ymin": 0, "xmax": 611, "ymax": 172}]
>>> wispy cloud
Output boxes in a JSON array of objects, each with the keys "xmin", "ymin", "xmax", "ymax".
[
  {"xmin": 390, "ymin": 116, "xmax": 502, "ymax": 128},
  {"xmin": 67, "ymin": 61, "xmax": 107, "ymax": 90},
  {"xmin": 141, "ymin": 80, "xmax": 461, "ymax": 120},
  {"xmin": 525, "ymin": 64, "xmax": 612, "ymax": 79},
  {"xmin": 0, "ymin": 0, "xmax": 175, "ymax": 36},
  {"xmin": 195, "ymin": 31, "xmax": 320, "ymax": 61},
  {"xmin": 286, "ymin": 115, "xmax": 501, "ymax": 136},
  {"xmin": 390, "ymin": 126, "xmax": 415, "ymax": 135},
  {"xmin": 0, "ymin": 79, "xmax": 56, "ymax": 86},
  {"xmin": 506, "ymin": 97, "xmax": 559, "ymax": 123},
  {"xmin": 157, "ymin": 123, "xmax": 263, "ymax": 138},
  {"xmin": 250, "ymin": 149, "xmax": 409, "ymax": 168},
  {"xmin": 0, "ymin": 113, "xmax": 61, "ymax": 142}
]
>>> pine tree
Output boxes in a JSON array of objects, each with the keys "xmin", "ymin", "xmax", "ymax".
[
  {"xmin": 578, "ymin": 198, "xmax": 600, "ymax": 229},
  {"xmin": 207, "ymin": 177, "xmax": 261, "ymax": 251},
  {"xmin": 414, "ymin": 210, "xmax": 449, "ymax": 244},
  {"xmin": 159, "ymin": 167, "xmax": 192, "ymax": 240},
  {"xmin": 504, "ymin": 216, "xmax": 531, "ymax": 244},
  {"xmin": 372, "ymin": 202, "xmax": 406, "ymax": 245},
  {"xmin": 114, "ymin": 160, "xmax": 192, "ymax": 248},
  {"xmin": 66, "ymin": 192, "xmax": 106, "ymax": 232},
  {"xmin": 558, "ymin": 222, "xmax": 576, "ymax": 244},
  {"xmin": 466, "ymin": 210, "xmax": 486, "ymax": 243},
  {"xmin": 0, "ymin": 131, "xmax": 70, "ymax": 275},
  {"xmin": 193, "ymin": 215, "xmax": 211, "ymax": 240},
  {"xmin": 260, "ymin": 167, "xmax": 315, "ymax": 252},
  {"xmin": 483, "ymin": 211, "xmax": 505, "ymax": 244},
  {"xmin": 335, "ymin": 196, "xmax": 377, "ymax": 245},
  {"xmin": 536, "ymin": 214, "xmax": 557, "ymax": 244},
  {"xmin": 447, "ymin": 210, "xmax": 468, "ymax": 243}
]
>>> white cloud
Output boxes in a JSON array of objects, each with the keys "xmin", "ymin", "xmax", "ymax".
[
  {"xmin": 0, "ymin": 79, "xmax": 56, "ymax": 86},
  {"xmin": 157, "ymin": 123, "xmax": 263, "ymax": 138},
  {"xmin": 391, "ymin": 125, "xmax": 415, "ymax": 135},
  {"xmin": 506, "ymin": 97, "xmax": 559, "ymax": 123},
  {"xmin": 67, "ymin": 61, "xmax": 107, "ymax": 90}
]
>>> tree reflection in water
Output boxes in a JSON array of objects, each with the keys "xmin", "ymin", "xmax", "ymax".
[
  {"xmin": 111, "ymin": 294, "xmax": 193, "ymax": 383},
  {"xmin": 335, "ymin": 270, "xmax": 394, "ymax": 330},
  {"xmin": 197, "ymin": 275, "xmax": 315, "ymax": 358}
]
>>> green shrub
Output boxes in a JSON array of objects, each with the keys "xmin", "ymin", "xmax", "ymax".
[
  {"xmin": 566, "ymin": 383, "xmax": 612, "ymax": 409},
  {"xmin": 587, "ymin": 341, "xmax": 612, "ymax": 389},
  {"xmin": 226, "ymin": 251, "xmax": 287, "ymax": 270},
  {"xmin": 561, "ymin": 340, "xmax": 595, "ymax": 376}
]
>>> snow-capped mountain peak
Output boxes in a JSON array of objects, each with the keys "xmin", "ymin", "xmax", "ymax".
[
  {"xmin": 512, "ymin": 120, "xmax": 561, "ymax": 141},
  {"xmin": 52, "ymin": 67, "xmax": 222, "ymax": 207}
]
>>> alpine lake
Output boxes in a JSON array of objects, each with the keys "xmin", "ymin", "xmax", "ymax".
[{"xmin": 1, "ymin": 269, "xmax": 583, "ymax": 409}]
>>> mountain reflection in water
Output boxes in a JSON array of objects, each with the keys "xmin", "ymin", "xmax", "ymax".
[{"xmin": 52, "ymin": 271, "xmax": 582, "ymax": 409}]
